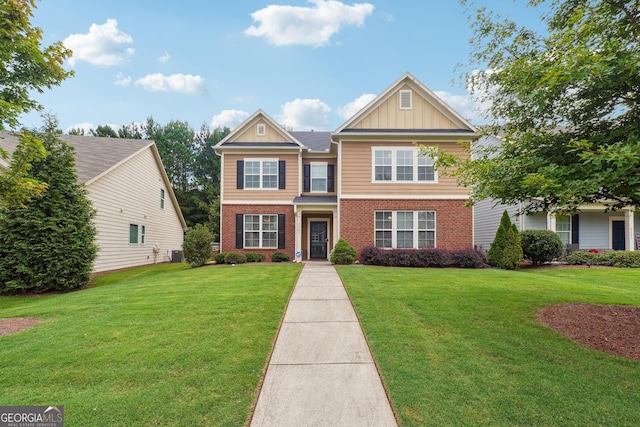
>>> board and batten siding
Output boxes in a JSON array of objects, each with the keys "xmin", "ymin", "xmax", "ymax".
[
  {"xmin": 351, "ymin": 84, "xmax": 460, "ymax": 130},
  {"xmin": 233, "ymin": 120, "xmax": 290, "ymax": 143},
  {"xmin": 87, "ymin": 147, "xmax": 184, "ymax": 272},
  {"xmin": 222, "ymin": 153, "xmax": 299, "ymax": 202},
  {"xmin": 340, "ymin": 140, "xmax": 470, "ymax": 197}
]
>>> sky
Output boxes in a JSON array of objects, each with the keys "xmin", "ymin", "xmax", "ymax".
[{"xmin": 21, "ymin": 0, "xmax": 544, "ymax": 134}]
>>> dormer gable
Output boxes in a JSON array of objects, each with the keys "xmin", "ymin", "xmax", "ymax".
[{"xmin": 215, "ymin": 110, "xmax": 306, "ymax": 150}]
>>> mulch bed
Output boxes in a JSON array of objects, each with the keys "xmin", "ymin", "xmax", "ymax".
[{"xmin": 538, "ymin": 303, "xmax": 640, "ymax": 361}]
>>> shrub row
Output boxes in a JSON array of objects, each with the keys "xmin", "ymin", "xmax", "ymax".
[
  {"xmin": 214, "ymin": 251, "xmax": 289, "ymax": 264},
  {"xmin": 359, "ymin": 247, "xmax": 488, "ymax": 268},
  {"xmin": 565, "ymin": 250, "xmax": 640, "ymax": 268}
]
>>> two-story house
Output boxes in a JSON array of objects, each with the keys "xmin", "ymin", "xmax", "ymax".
[{"xmin": 214, "ymin": 72, "xmax": 478, "ymax": 261}]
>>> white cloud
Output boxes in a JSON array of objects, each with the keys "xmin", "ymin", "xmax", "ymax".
[
  {"xmin": 244, "ymin": 0, "xmax": 375, "ymax": 47},
  {"xmin": 211, "ymin": 109, "xmax": 250, "ymax": 129},
  {"xmin": 64, "ymin": 19, "xmax": 135, "ymax": 66},
  {"xmin": 278, "ymin": 98, "xmax": 331, "ymax": 130},
  {"xmin": 66, "ymin": 122, "xmax": 94, "ymax": 134},
  {"xmin": 158, "ymin": 51, "xmax": 170, "ymax": 63},
  {"xmin": 338, "ymin": 93, "xmax": 376, "ymax": 119},
  {"xmin": 434, "ymin": 91, "xmax": 488, "ymax": 125},
  {"xmin": 114, "ymin": 72, "xmax": 131, "ymax": 86},
  {"xmin": 134, "ymin": 73, "xmax": 206, "ymax": 94}
]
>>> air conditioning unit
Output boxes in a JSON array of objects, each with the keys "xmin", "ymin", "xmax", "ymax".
[{"xmin": 171, "ymin": 250, "xmax": 184, "ymax": 263}]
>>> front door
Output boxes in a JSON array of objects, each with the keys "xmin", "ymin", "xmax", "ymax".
[
  {"xmin": 310, "ymin": 221, "xmax": 328, "ymax": 259},
  {"xmin": 612, "ymin": 220, "xmax": 626, "ymax": 250}
]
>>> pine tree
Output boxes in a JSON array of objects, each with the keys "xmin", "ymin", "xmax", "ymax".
[
  {"xmin": 0, "ymin": 124, "xmax": 97, "ymax": 293},
  {"xmin": 487, "ymin": 210, "xmax": 511, "ymax": 268}
]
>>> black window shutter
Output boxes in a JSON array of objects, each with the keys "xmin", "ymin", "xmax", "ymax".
[
  {"xmin": 571, "ymin": 214, "xmax": 580, "ymax": 245},
  {"xmin": 236, "ymin": 160, "xmax": 244, "ymax": 189},
  {"xmin": 327, "ymin": 164, "xmax": 335, "ymax": 193},
  {"xmin": 304, "ymin": 164, "xmax": 311, "ymax": 192},
  {"xmin": 277, "ymin": 214, "xmax": 285, "ymax": 249},
  {"xmin": 278, "ymin": 160, "xmax": 286, "ymax": 189},
  {"xmin": 235, "ymin": 214, "xmax": 243, "ymax": 249}
]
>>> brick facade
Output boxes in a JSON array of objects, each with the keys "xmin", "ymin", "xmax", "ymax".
[
  {"xmin": 221, "ymin": 204, "xmax": 296, "ymax": 260},
  {"xmin": 340, "ymin": 199, "xmax": 473, "ymax": 254}
]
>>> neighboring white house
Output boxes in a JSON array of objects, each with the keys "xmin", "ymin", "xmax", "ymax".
[
  {"xmin": 0, "ymin": 132, "xmax": 187, "ymax": 272},
  {"xmin": 473, "ymin": 135, "xmax": 639, "ymax": 252}
]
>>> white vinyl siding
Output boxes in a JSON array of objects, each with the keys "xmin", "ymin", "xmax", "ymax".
[
  {"xmin": 372, "ymin": 148, "xmax": 436, "ymax": 183},
  {"xmin": 375, "ymin": 210, "xmax": 436, "ymax": 249}
]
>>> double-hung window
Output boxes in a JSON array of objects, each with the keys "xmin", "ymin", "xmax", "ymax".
[
  {"xmin": 375, "ymin": 211, "xmax": 436, "ymax": 249},
  {"xmin": 311, "ymin": 163, "xmax": 327, "ymax": 192},
  {"xmin": 244, "ymin": 214, "xmax": 278, "ymax": 248},
  {"xmin": 556, "ymin": 215, "xmax": 571, "ymax": 245},
  {"xmin": 245, "ymin": 159, "xmax": 278, "ymax": 189},
  {"xmin": 372, "ymin": 148, "xmax": 436, "ymax": 183}
]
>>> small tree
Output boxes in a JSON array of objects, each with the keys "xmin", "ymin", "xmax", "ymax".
[
  {"xmin": 182, "ymin": 224, "xmax": 213, "ymax": 268},
  {"xmin": 488, "ymin": 210, "xmax": 522, "ymax": 270},
  {"xmin": 330, "ymin": 238, "xmax": 357, "ymax": 265},
  {"xmin": 0, "ymin": 125, "xmax": 97, "ymax": 293}
]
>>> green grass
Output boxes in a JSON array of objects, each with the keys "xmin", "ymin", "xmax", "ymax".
[
  {"xmin": 337, "ymin": 266, "xmax": 640, "ymax": 426},
  {"xmin": 0, "ymin": 262, "xmax": 302, "ymax": 426}
]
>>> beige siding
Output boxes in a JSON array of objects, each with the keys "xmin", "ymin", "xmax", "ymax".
[
  {"xmin": 223, "ymin": 153, "xmax": 299, "ymax": 201},
  {"xmin": 88, "ymin": 148, "xmax": 185, "ymax": 272},
  {"xmin": 234, "ymin": 119, "xmax": 290, "ymax": 143},
  {"xmin": 340, "ymin": 140, "xmax": 470, "ymax": 196},
  {"xmin": 351, "ymin": 84, "xmax": 459, "ymax": 130}
]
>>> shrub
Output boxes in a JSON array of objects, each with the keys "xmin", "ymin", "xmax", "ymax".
[
  {"xmin": 521, "ymin": 230, "xmax": 564, "ymax": 265},
  {"xmin": 451, "ymin": 249, "xmax": 489, "ymax": 268},
  {"xmin": 214, "ymin": 252, "xmax": 230, "ymax": 264},
  {"xmin": 330, "ymin": 238, "xmax": 357, "ymax": 265},
  {"xmin": 565, "ymin": 251, "xmax": 600, "ymax": 266},
  {"xmin": 271, "ymin": 252, "xmax": 290, "ymax": 262},
  {"xmin": 488, "ymin": 210, "xmax": 522, "ymax": 269},
  {"xmin": 183, "ymin": 224, "xmax": 214, "ymax": 268},
  {"xmin": 245, "ymin": 252, "xmax": 265, "ymax": 263},
  {"xmin": 224, "ymin": 252, "xmax": 247, "ymax": 265},
  {"xmin": 598, "ymin": 251, "xmax": 640, "ymax": 268}
]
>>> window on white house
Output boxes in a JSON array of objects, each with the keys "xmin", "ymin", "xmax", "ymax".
[
  {"xmin": 372, "ymin": 148, "xmax": 436, "ymax": 183},
  {"xmin": 375, "ymin": 210, "xmax": 436, "ymax": 249},
  {"xmin": 141, "ymin": 225, "xmax": 146, "ymax": 245},
  {"xmin": 129, "ymin": 224, "xmax": 139, "ymax": 244},
  {"xmin": 160, "ymin": 189, "xmax": 165, "ymax": 209},
  {"xmin": 556, "ymin": 215, "xmax": 571, "ymax": 245},
  {"xmin": 311, "ymin": 163, "xmax": 327, "ymax": 192},
  {"xmin": 244, "ymin": 214, "xmax": 278, "ymax": 248},
  {"xmin": 244, "ymin": 160, "xmax": 278, "ymax": 189}
]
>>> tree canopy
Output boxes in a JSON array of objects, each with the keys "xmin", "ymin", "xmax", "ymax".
[
  {"xmin": 0, "ymin": 0, "xmax": 73, "ymax": 207},
  {"xmin": 434, "ymin": 0, "xmax": 640, "ymax": 214}
]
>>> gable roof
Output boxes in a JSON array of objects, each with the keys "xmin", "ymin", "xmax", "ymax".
[
  {"xmin": 334, "ymin": 71, "xmax": 477, "ymax": 136},
  {"xmin": 0, "ymin": 131, "xmax": 187, "ymax": 230},
  {"xmin": 215, "ymin": 110, "xmax": 307, "ymax": 150}
]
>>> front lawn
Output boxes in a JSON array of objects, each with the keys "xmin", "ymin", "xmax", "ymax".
[
  {"xmin": 0, "ymin": 263, "xmax": 302, "ymax": 426},
  {"xmin": 338, "ymin": 266, "xmax": 640, "ymax": 426}
]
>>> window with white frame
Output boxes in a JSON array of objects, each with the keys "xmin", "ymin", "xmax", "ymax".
[
  {"xmin": 311, "ymin": 163, "xmax": 327, "ymax": 192},
  {"xmin": 399, "ymin": 90, "xmax": 413, "ymax": 110},
  {"xmin": 375, "ymin": 210, "xmax": 436, "ymax": 249},
  {"xmin": 244, "ymin": 159, "xmax": 278, "ymax": 189},
  {"xmin": 257, "ymin": 123, "xmax": 266, "ymax": 136},
  {"xmin": 244, "ymin": 214, "xmax": 278, "ymax": 248},
  {"xmin": 556, "ymin": 215, "xmax": 571, "ymax": 245},
  {"xmin": 372, "ymin": 148, "xmax": 436, "ymax": 183},
  {"xmin": 160, "ymin": 189, "xmax": 165, "ymax": 209},
  {"xmin": 141, "ymin": 225, "xmax": 146, "ymax": 245}
]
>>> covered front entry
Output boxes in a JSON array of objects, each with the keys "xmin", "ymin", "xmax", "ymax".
[{"xmin": 293, "ymin": 196, "xmax": 338, "ymax": 261}]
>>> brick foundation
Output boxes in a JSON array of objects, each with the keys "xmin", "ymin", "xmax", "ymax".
[{"xmin": 340, "ymin": 199, "xmax": 473, "ymax": 254}]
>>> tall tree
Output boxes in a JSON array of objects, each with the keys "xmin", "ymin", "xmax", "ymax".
[
  {"xmin": 434, "ymin": 0, "xmax": 640, "ymax": 214},
  {"xmin": 90, "ymin": 124, "xmax": 118, "ymax": 138},
  {"xmin": 0, "ymin": 118, "xmax": 97, "ymax": 293},
  {"xmin": 0, "ymin": 0, "xmax": 73, "ymax": 206}
]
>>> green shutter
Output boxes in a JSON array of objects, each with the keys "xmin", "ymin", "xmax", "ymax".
[{"xmin": 129, "ymin": 224, "xmax": 138, "ymax": 244}]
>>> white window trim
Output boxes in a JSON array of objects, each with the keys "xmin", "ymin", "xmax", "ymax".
[
  {"xmin": 399, "ymin": 90, "xmax": 413, "ymax": 110},
  {"xmin": 310, "ymin": 162, "xmax": 328, "ymax": 193},
  {"xmin": 554, "ymin": 215, "xmax": 571, "ymax": 246},
  {"xmin": 371, "ymin": 147, "xmax": 437, "ymax": 184},
  {"xmin": 374, "ymin": 210, "xmax": 437, "ymax": 249},
  {"xmin": 160, "ymin": 189, "xmax": 165, "ymax": 209},
  {"xmin": 244, "ymin": 158, "xmax": 279, "ymax": 190},
  {"xmin": 244, "ymin": 214, "xmax": 278, "ymax": 249},
  {"xmin": 257, "ymin": 123, "xmax": 266, "ymax": 136}
]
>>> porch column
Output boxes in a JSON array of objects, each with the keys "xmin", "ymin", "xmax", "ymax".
[
  {"xmin": 547, "ymin": 213, "xmax": 556, "ymax": 231},
  {"xmin": 295, "ymin": 207, "xmax": 302, "ymax": 262},
  {"xmin": 332, "ymin": 208, "xmax": 339, "ymax": 252},
  {"xmin": 626, "ymin": 208, "xmax": 635, "ymax": 251}
]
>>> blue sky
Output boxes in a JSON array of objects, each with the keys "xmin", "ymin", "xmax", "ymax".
[{"xmin": 22, "ymin": 0, "xmax": 542, "ymax": 133}]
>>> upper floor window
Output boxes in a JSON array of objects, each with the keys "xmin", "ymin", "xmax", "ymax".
[
  {"xmin": 372, "ymin": 148, "xmax": 436, "ymax": 183},
  {"xmin": 311, "ymin": 163, "xmax": 327, "ymax": 192},
  {"xmin": 245, "ymin": 159, "xmax": 278, "ymax": 189},
  {"xmin": 375, "ymin": 210, "xmax": 436, "ymax": 249}
]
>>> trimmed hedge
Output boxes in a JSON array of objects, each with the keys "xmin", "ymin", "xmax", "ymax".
[
  {"xmin": 566, "ymin": 250, "xmax": 640, "ymax": 267},
  {"xmin": 271, "ymin": 252, "xmax": 291, "ymax": 262},
  {"xmin": 224, "ymin": 252, "xmax": 247, "ymax": 264},
  {"xmin": 245, "ymin": 252, "xmax": 265, "ymax": 262},
  {"xmin": 359, "ymin": 247, "xmax": 487, "ymax": 268},
  {"xmin": 520, "ymin": 230, "xmax": 564, "ymax": 265}
]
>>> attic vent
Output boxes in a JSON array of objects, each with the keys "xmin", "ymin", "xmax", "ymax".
[
  {"xmin": 399, "ymin": 90, "xmax": 412, "ymax": 110},
  {"xmin": 257, "ymin": 123, "xmax": 266, "ymax": 136}
]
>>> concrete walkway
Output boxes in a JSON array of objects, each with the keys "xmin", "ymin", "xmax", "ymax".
[{"xmin": 250, "ymin": 262, "xmax": 397, "ymax": 427}]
